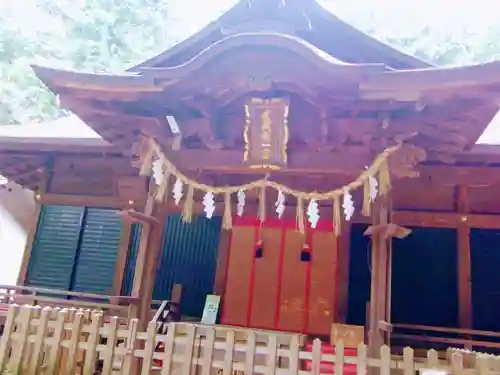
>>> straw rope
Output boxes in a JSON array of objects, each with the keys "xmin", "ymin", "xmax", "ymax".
[{"xmin": 141, "ymin": 137, "xmax": 400, "ymax": 201}]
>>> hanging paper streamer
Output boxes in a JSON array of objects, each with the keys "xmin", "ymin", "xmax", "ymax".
[
  {"xmin": 362, "ymin": 178, "xmax": 371, "ymax": 217},
  {"xmin": 369, "ymin": 175, "xmax": 378, "ymax": 202},
  {"xmin": 135, "ymin": 136, "xmax": 400, "ymax": 236},
  {"xmin": 223, "ymin": 192, "xmax": 232, "ymax": 230},
  {"xmin": 258, "ymin": 186, "xmax": 266, "ymax": 222},
  {"xmin": 343, "ymin": 188, "xmax": 354, "ymax": 221},
  {"xmin": 134, "ymin": 139, "xmax": 157, "ymax": 176},
  {"xmin": 378, "ymin": 159, "xmax": 391, "ymax": 196},
  {"xmin": 152, "ymin": 158, "xmax": 164, "ymax": 186},
  {"xmin": 333, "ymin": 196, "xmax": 341, "ymax": 237},
  {"xmin": 203, "ymin": 191, "xmax": 216, "ymax": 219},
  {"xmin": 307, "ymin": 199, "xmax": 320, "ymax": 228},
  {"xmin": 139, "ymin": 148, "xmax": 155, "ymax": 177},
  {"xmin": 154, "ymin": 163, "xmax": 171, "ymax": 203},
  {"xmin": 236, "ymin": 189, "xmax": 245, "ymax": 217},
  {"xmin": 275, "ymin": 190, "xmax": 285, "ymax": 219},
  {"xmin": 296, "ymin": 197, "xmax": 305, "ymax": 234},
  {"xmin": 172, "ymin": 178, "xmax": 183, "ymax": 206},
  {"xmin": 181, "ymin": 185, "xmax": 195, "ymax": 223}
]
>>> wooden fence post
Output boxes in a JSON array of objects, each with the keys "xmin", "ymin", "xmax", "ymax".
[
  {"xmin": 29, "ymin": 306, "xmax": 50, "ymax": 374},
  {"xmin": 0, "ymin": 304, "xmax": 20, "ymax": 372},
  {"xmin": 102, "ymin": 316, "xmax": 119, "ymax": 375},
  {"xmin": 46, "ymin": 309, "xmax": 68, "ymax": 375},
  {"xmin": 159, "ymin": 322, "xmax": 176, "ymax": 375},
  {"xmin": 10, "ymin": 305, "xmax": 34, "ymax": 374},
  {"xmin": 83, "ymin": 312, "xmax": 103, "ymax": 375},
  {"xmin": 357, "ymin": 343, "xmax": 368, "ymax": 375},
  {"xmin": 64, "ymin": 311, "xmax": 84, "ymax": 375},
  {"xmin": 141, "ymin": 321, "xmax": 157, "ymax": 375},
  {"xmin": 380, "ymin": 345, "xmax": 391, "ymax": 375},
  {"xmin": 245, "ymin": 331, "xmax": 257, "ymax": 375},
  {"xmin": 121, "ymin": 318, "xmax": 139, "ymax": 375}
]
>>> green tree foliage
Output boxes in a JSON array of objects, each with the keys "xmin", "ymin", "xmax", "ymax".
[
  {"xmin": 0, "ymin": 0, "xmax": 171, "ymax": 124},
  {"xmin": 322, "ymin": 0, "xmax": 500, "ymax": 66},
  {"xmin": 1, "ymin": 0, "xmax": 500, "ymax": 124}
]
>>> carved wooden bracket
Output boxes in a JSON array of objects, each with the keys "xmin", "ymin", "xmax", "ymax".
[
  {"xmin": 117, "ymin": 209, "xmax": 160, "ymax": 226},
  {"xmin": 389, "ymin": 144, "xmax": 427, "ymax": 179},
  {"xmin": 364, "ymin": 223, "xmax": 412, "ymax": 240}
]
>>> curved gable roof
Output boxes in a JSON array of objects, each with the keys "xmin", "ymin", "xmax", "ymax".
[{"xmin": 130, "ymin": 0, "xmax": 431, "ymax": 72}]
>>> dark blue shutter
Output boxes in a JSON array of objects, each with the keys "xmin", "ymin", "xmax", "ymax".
[
  {"xmin": 471, "ymin": 229, "xmax": 500, "ymax": 331},
  {"xmin": 154, "ymin": 214, "xmax": 221, "ymax": 318},
  {"xmin": 392, "ymin": 227, "xmax": 458, "ymax": 327},
  {"xmin": 121, "ymin": 224, "xmax": 142, "ymax": 296},
  {"xmin": 26, "ymin": 205, "xmax": 84, "ymax": 290},
  {"xmin": 71, "ymin": 208, "xmax": 123, "ymax": 294}
]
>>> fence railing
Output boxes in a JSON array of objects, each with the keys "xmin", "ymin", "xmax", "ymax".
[
  {"xmin": 392, "ymin": 323, "xmax": 500, "ymax": 352},
  {"xmin": 0, "ymin": 284, "xmax": 172, "ymax": 323},
  {"xmin": 1, "ymin": 304, "xmax": 500, "ymax": 375}
]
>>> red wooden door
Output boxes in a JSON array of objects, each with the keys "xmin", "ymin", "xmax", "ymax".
[{"xmin": 221, "ymin": 217, "xmax": 338, "ymax": 335}]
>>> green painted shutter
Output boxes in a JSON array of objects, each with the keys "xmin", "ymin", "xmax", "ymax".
[
  {"xmin": 71, "ymin": 208, "xmax": 123, "ymax": 294},
  {"xmin": 121, "ymin": 224, "xmax": 142, "ymax": 296},
  {"xmin": 26, "ymin": 205, "xmax": 84, "ymax": 290},
  {"xmin": 154, "ymin": 214, "xmax": 221, "ymax": 318}
]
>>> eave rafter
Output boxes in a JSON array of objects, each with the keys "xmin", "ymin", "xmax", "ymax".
[
  {"xmin": 0, "ymin": 153, "xmax": 48, "ymax": 189},
  {"xmin": 30, "ymin": 35, "xmax": 500, "ymax": 161}
]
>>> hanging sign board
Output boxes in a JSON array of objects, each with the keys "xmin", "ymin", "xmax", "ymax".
[
  {"xmin": 330, "ymin": 323, "xmax": 365, "ymax": 348},
  {"xmin": 201, "ymin": 294, "xmax": 221, "ymax": 325},
  {"xmin": 243, "ymin": 97, "xmax": 290, "ymax": 170}
]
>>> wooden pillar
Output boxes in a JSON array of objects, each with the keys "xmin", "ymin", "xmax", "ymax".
[
  {"xmin": 335, "ymin": 222, "xmax": 352, "ymax": 323},
  {"xmin": 17, "ymin": 168, "xmax": 48, "ymax": 286},
  {"xmin": 129, "ymin": 195, "xmax": 165, "ymax": 329},
  {"xmin": 16, "ymin": 200, "xmax": 41, "ymax": 285},
  {"xmin": 457, "ymin": 185, "xmax": 472, "ymax": 330},
  {"xmin": 366, "ymin": 196, "xmax": 410, "ymax": 352},
  {"xmin": 111, "ymin": 221, "xmax": 133, "ymax": 296},
  {"xmin": 366, "ymin": 198, "xmax": 389, "ymax": 350},
  {"xmin": 213, "ymin": 229, "xmax": 231, "ymax": 296}
]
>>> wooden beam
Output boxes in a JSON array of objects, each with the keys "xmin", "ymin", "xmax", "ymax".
[
  {"xmin": 457, "ymin": 186, "xmax": 473, "ymax": 331},
  {"xmin": 129, "ymin": 194, "xmax": 153, "ymax": 320},
  {"xmin": 392, "ymin": 210, "xmax": 500, "ymax": 229},
  {"xmin": 16, "ymin": 200, "xmax": 41, "ymax": 285},
  {"xmin": 38, "ymin": 193, "xmax": 144, "ymax": 210},
  {"xmin": 419, "ymin": 165, "xmax": 500, "ymax": 186},
  {"xmin": 166, "ymin": 198, "xmax": 500, "ymax": 230},
  {"xmin": 165, "ymin": 149, "xmax": 374, "ymax": 175},
  {"xmin": 112, "ymin": 221, "xmax": 133, "ymax": 296},
  {"xmin": 117, "ymin": 209, "xmax": 160, "ymax": 226}
]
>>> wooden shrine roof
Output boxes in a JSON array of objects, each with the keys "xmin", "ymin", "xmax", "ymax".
[
  {"xmin": 32, "ymin": 44, "xmax": 500, "ymax": 164},
  {"xmin": 131, "ymin": 0, "xmax": 431, "ymax": 70},
  {"xmin": 7, "ymin": 0, "xmax": 500, "ymax": 194},
  {"xmin": 0, "ymin": 117, "xmax": 123, "ymax": 190},
  {"xmin": 27, "ymin": 0, "xmax": 500, "ymax": 173}
]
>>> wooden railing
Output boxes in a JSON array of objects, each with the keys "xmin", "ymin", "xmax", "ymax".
[
  {"xmin": 0, "ymin": 284, "xmax": 176, "ymax": 323},
  {"xmin": 2, "ymin": 305, "xmax": 500, "ymax": 375},
  {"xmin": 392, "ymin": 323, "xmax": 500, "ymax": 353},
  {"xmin": 0, "ymin": 285, "xmax": 137, "ymax": 321}
]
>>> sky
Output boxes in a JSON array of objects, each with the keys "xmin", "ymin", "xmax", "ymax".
[
  {"xmin": 2, "ymin": 0, "xmax": 497, "ymax": 52},
  {"xmin": 164, "ymin": 0, "xmax": 498, "ymax": 43}
]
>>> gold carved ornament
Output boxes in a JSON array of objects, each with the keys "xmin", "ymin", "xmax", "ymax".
[{"xmin": 135, "ymin": 137, "xmax": 399, "ymax": 236}]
